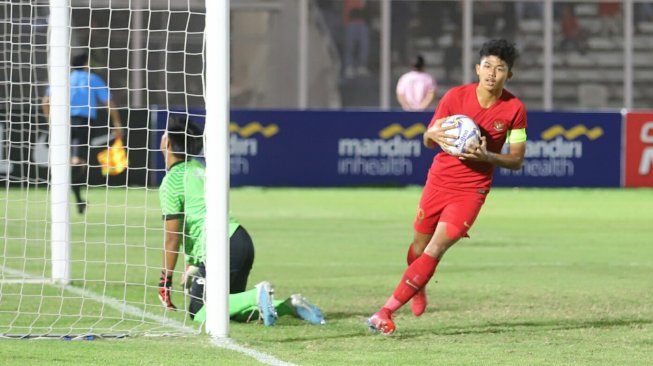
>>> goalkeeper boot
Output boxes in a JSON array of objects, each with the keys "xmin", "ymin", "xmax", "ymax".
[
  {"xmin": 76, "ymin": 200, "xmax": 87, "ymax": 215},
  {"xmin": 411, "ymin": 288, "xmax": 427, "ymax": 317},
  {"xmin": 290, "ymin": 294, "xmax": 326, "ymax": 325},
  {"xmin": 255, "ymin": 281, "xmax": 278, "ymax": 326},
  {"xmin": 366, "ymin": 308, "xmax": 396, "ymax": 335}
]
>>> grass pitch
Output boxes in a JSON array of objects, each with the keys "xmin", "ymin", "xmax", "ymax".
[{"xmin": 1, "ymin": 187, "xmax": 652, "ymax": 365}]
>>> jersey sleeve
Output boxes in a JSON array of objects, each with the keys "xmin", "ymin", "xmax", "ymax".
[
  {"xmin": 511, "ymin": 102, "xmax": 527, "ymax": 130},
  {"xmin": 90, "ymin": 73, "xmax": 110, "ymax": 104},
  {"xmin": 507, "ymin": 102, "xmax": 528, "ymax": 143},
  {"xmin": 159, "ymin": 175, "xmax": 184, "ymax": 220}
]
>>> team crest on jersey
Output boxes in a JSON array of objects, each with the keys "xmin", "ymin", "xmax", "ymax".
[{"xmin": 493, "ymin": 120, "xmax": 507, "ymax": 131}]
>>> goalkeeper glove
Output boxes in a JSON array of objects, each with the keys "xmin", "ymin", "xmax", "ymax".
[
  {"xmin": 158, "ymin": 272, "xmax": 177, "ymax": 310},
  {"xmin": 180, "ymin": 265, "xmax": 200, "ymax": 295}
]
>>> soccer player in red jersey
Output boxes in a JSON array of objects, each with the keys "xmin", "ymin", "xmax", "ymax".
[{"xmin": 367, "ymin": 39, "xmax": 528, "ymax": 334}]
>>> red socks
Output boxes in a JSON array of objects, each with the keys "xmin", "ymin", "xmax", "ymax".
[{"xmin": 383, "ymin": 253, "xmax": 438, "ymax": 312}]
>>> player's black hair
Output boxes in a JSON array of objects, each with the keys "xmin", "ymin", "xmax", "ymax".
[
  {"xmin": 413, "ymin": 55, "xmax": 425, "ymax": 71},
  {"xmin": 479, "ymin": 39, "xmax": 519, "ymax": 71},
  {"xmin": 71, "ymin": 53, "xmax": 89, "ymax": 69},
  {"xmin": 166, "ymin": 116, "xmax": 204, "ymax": 159}
]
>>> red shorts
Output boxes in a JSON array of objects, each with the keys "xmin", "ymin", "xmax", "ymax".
[{"xmin": 413, "ymin": 184, "xmax": 487, "ymax": 239}]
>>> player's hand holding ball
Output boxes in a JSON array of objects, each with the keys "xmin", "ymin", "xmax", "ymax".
[
  {"xmin": 423, "ymin": 117, "xmax": 459, "ymax": 150},
  {"xmin": 458, "ymin": 135, "xmax": 490, "ymax": 162},
  {"xmin": 426, "ymin": 115, "xmax": 481, "ymax": 158}
]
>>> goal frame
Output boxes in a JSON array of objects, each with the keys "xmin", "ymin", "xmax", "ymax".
[{"xmin": 0, "ymin": 0, "xmax": 230, "ymax": 337}]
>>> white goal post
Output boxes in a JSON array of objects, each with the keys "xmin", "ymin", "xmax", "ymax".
[
  {"xmin": 49, "ymin": 0, "xmax": 72, "ymax": 286},
  {"xmin": 0, "ymin": 0, "xmax": 228, "ymax": 338}
]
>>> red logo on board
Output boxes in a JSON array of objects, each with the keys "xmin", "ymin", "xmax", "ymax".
[{"xmin": 624, "ymin": 113, "xmax": 653, "ymax": 187}]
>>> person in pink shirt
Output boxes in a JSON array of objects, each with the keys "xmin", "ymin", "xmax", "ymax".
[{"xmin": 396, "ymin": 55, "xmax": 437, "ymax": 111}]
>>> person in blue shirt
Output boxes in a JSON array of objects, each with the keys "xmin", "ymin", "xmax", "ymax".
[{"xmin": 42, "ymin": 53, "xmax": 123, "ymax": 214}]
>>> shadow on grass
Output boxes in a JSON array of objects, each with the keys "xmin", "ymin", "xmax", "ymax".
[
  {"xmin": 402, "ymin": 317, "xmax": 653, "ymax": 339},
  {"xmin": 323, "ymin": 311, "xmax": 376, "ymax": 320},
  {"xmin": 264, "ymin": 314, "xmax": 653, "ymax": 343}
]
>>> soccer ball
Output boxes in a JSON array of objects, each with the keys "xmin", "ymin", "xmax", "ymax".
[{"xmin": 439, "ymin": 115, "xmax": 481, "ymax": 156}]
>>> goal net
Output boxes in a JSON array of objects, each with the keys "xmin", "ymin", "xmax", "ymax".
[{"xmin": 0, "ymin": 0, "xmax": 213, "ymax": 338}]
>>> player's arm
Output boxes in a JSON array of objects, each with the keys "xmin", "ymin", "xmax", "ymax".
[
  {"xmin": 396, "ymin": 92, "xmax": 411, "ymax": 110},
  {"xmin": 108, "ymin": 99, "xmax": 123, "ymax": 139},
  {"xmin": 94, "ymin": 74, "xmax": 123, "ymax": 139},
  {"xmin": 459, "ymin": 129, "xmax": 527, "ymax": 170},
  {"xmin": 159, "ymin": 216, "xmax": 182, "ymax": 310},
  {"xmin": 474, "ymin": 138, "xmax": 526, "ymax": 170},
  {"xmin": 162, "ymin": 217, "xmax": 181, "ymax": 277},
  {"xmin": 41, "ymin": 95, "xmax": 50, "ymax": 121},
  {"xmin": 417, "ymin": 91, "xmax": 435, "ymax": 111}
]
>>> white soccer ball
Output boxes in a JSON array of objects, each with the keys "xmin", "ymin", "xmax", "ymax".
[{"xmin": 439, "ymin": 115, "xmax": 481, "ymax": 156}]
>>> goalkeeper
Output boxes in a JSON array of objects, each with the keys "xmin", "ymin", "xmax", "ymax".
[{"xmin": 157, "ymin": 117, "xmax": 325, "ymax": 325}]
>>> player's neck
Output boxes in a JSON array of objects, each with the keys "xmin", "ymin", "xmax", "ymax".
[
  {"xmin": 165, "ymin": 153, "xmax": 183, "ymax": 170},
  {"xmin": 475, "ymin": 85, "xmax": 502, "ymax": 108}
]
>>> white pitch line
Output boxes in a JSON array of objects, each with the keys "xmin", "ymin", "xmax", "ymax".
[
  {"xmin": 0, "ymin": 278, "xmax": 53, "ymax": 284},
  {"xmin": 211, "ymin": 337, "xmax": 299, "ymax": 366},
  {"xmin": 0, "ymin": 266, "xmax": 51, "ymax": 284},
  {"xmin": 61, "ymin": 284, "xmax": 195, "ymax": 333},
  {"xmin": 1, "ymin": 265, "xmax": 295, "ymax": 366}
]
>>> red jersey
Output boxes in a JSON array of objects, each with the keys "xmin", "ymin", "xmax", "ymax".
[{"xmin": 427, "ymin": 83, "xmax": 527, "ymax": 192}]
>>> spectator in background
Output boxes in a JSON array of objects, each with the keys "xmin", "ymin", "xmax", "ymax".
[
  {"xmin": 599, "ymin": 2, "xmax": 622, "ymax": 36},
  {"xmin": 316, "ymin": 0, "xmax": 343, "ymax": 53},
  {"xmin": 343, "ymin": 0, "xmax": 370, "ymax": 79},
  {"xmin": 635, "ymin": 3, "xmax": 653, "ymax": 33},
  {"xmin": 515, "ymin": 1, "xmax": 542, "ymax": 20},
  {"xmin": 41, "ymin": 53, "xmax": 123, "ymax": 214},
  {"xmin": 396, "ymin": 55, "xmax": 437, "ymax": 111},
  {"xmin": 559, "ymin": 4, "xmax": 588, "ymax": 55}
]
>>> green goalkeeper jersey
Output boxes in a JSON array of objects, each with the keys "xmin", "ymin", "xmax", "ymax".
[
  {"xmin": 159, "ymin": 159, "xmax": 240, "ymax": 266},
  {"xmin": 160, "ymin": 159, "xmax": 206, "ymax": 266}
]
